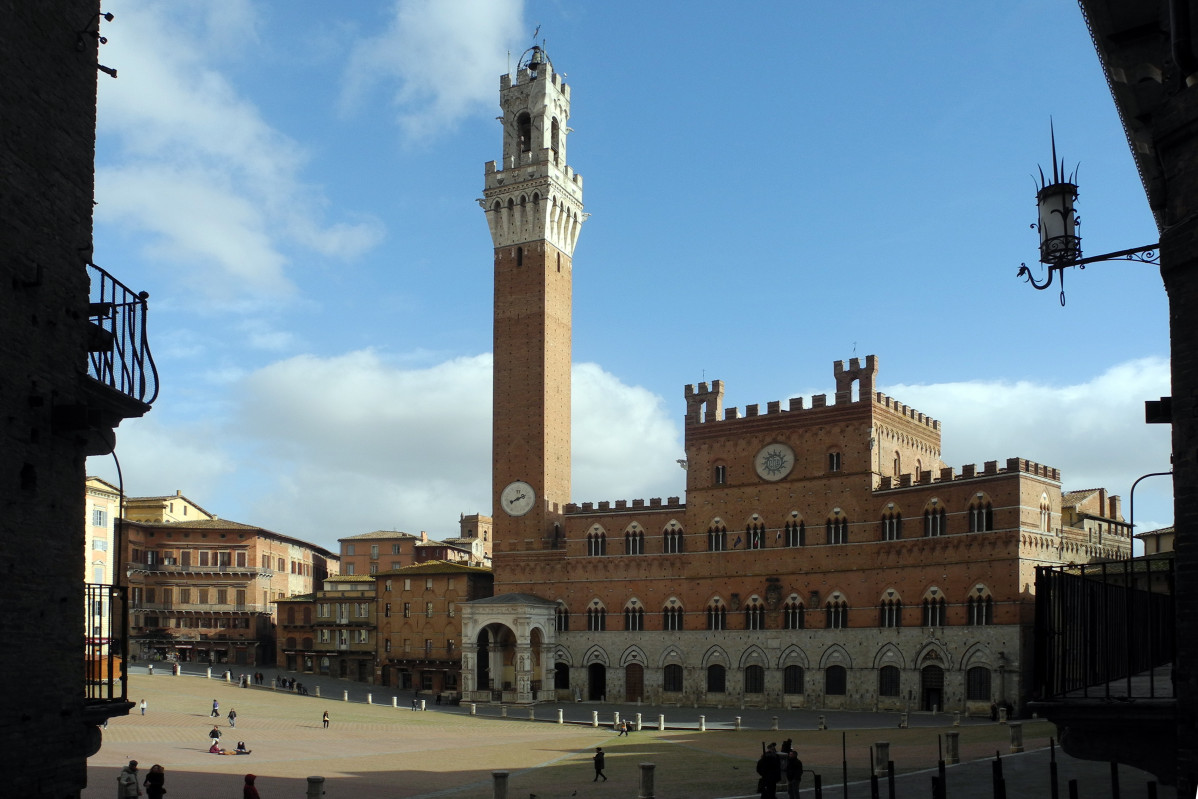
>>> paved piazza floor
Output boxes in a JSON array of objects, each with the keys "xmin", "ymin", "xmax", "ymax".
[{"xmin": 84, "ymin": 672, "xmax": 1174, "ymax": 799}]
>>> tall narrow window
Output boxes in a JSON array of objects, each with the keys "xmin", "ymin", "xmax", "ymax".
[
  {"xmin": 550, "ymin": 117, "xmax": 560, "ymax": 165},
  {"xmin": 587, "ymin": 606, "xmax": 607, "ymax": 631},
  {"xmin": 783, "ymin": 601, "xmax": 804, "ymax": 630},
  {"xmin": 826, "ymin": 516, "xmax": 848, "ymax": 544},
  {"xmin": 516, "ymin": 246, "xmax": 523, "ymax": 267},
  {"xmin": 663, "ymin": 526, "xmax": 684, "ymax": 554},
  {"xmin": 714, "ymin": 465, "xmax": 726, "ymax": 485},
  {"xmin": 517, "ymin": 111, "xmax": 532, "ymax": 153},
  {"xmin": 825, "ymin": 665, "xmax": 847, "ymax": 695},
  {"xmin": 924, "ymin": 506, "xmax": 946, "ymax": 537},
  {"xmin": 706, "ymin": 664, "xmax": 726, "ymax": 693},
  {"xmin": 744, "ymin": 602, "xmax": 765, "ymax": 630},
  {"xmin": 708, "ymin": 526, "xmax": 727, "ymax": 552},
  {"xmin": 747, "ymin": 523, "xmax": 765, "ymax": 550},
  {"xmin": 969, "ymin": 499, "xmax": 994, "ymax": 532},
  {"xmin": 587, "ymin": 531, "xmax": 607, "ymax": 556},
  {"xmin": 922, "ymin": 596, "xmax": 946, "ymax": 627},
  {"xmin": 744, "ymin": 665, "xmax": 765, "ymax": 694},
  {"xmin": 783, "ymin": 665, "xmax": 805, "ymax": 694},
  {"xmin": 624, "ymin": 605, "xmax": 644, "ymax": 631},
  {"xmin": 879, "ymin": 665, "xmax": 901, "ymax": 697},
  {"xmin": 625, "ymin": 530, "xmax": 644, "ymax": 555},
  {"xmin": 826, "ymin": 599, "xmax": 848, "ymax": 629},
  {"xmin": 663, "ymin": 605, "xmax": 684, "ymax": 631},
  {"xmin": 967, "ymin": 594, "xmax": 993, "ymax": 625},
  {"xmin": 555, "ymin": 604, "xmax": 570, "ymax": 631},
  {"xmin": 786, "ymin": 520, "xmax": 805, "ymax": 547},
  {"xmin": 882, "ymin": 512, "xmax": 903, "ymax": 541},
  {"xmin": 828, "ymin": 452, "xmax": 842, "ymax": 472},
  {"xmin": 707, "ymin": 602, "xmax": 726, "ymax": 630},
  {"xmin": 879, "ymin": 598, "xmax": 902, "ymax": 628},
  {"xmin": 1040, "ymin": 494, "xmax": 1052, "ymax": 532},
  {"xmin": 664, "ymin": 664, "xmax": 684, "ymax": 692}
]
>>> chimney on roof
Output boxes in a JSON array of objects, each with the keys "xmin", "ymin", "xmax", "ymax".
[
  {"xmin": 176, "ymin": 490, "xmax": 182, "ymax": 496},
  {"xmin": 421, "ymin": 531, "xmax": 428, "ymax": 542}
]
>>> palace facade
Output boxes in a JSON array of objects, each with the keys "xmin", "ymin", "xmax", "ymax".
[{"xmin": 459, "ymin": 47, "xmax": 1131, "ymax": 714}]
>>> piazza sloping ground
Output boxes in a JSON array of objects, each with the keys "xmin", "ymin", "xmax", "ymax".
[{"xmin": 83, "ymin": 671, "xmax": 1173, "ymax": 799}]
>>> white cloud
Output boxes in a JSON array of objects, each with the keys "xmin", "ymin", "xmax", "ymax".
[
  {"xmin": 342, "ymin": 0, "xmax": 526, "ymax": 139},
  {"xmin": 96, "ymin": 0, "xmax": 383, "ymax": 301}
]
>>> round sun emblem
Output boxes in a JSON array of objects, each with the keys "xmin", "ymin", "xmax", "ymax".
[{"xmin": 754, "ymin": 442, "xmax": 795, "ymax": 482}]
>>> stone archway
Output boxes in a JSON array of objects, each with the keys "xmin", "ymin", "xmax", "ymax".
[
  {"xmin": 921, "ymin": 665, "xmax": 945, "ymax": 711},
  {"xmin": 588, "ymin": 663, "xmax": 607, "ymax": 701},
  {"xmin": 625, "ymin": 663, "xmax": 644, "ymax": 702}
]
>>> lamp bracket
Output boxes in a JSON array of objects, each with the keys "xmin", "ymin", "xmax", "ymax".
[{"xmin": 1017, "ymin": 243, "xmax": 1159, "ymax": 305}]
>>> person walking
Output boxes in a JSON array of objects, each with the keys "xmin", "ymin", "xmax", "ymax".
[
  {"xmin": 143, "ymin": 765, "xmax": 166, "ymax": 799},
  {"xmin": 211, "ymin": 699, "xmax": 220, "ymax": 718},
  {"xmin": 322, "ymin": 710, "xmax": 329, "ymax": 729},
  {"xmin": 139, "ymin": 699, "xmax": 146, "ymax": 716},
  {"xmin": 210, "ymin": 725, "xmax": 223, "ymax": 747},
  {"xmin": 116, "ymin": 760, "xmax": 141, "ymax": 799},
  {"xmin": 147, "ymin": 663, "xmax": 153, "ymax": 676},
  {"xmin": 593, "ymin": 747, "xmax": 607, "ymax": 782},
  {"xmin": 756, "ymin": 742, "xmax": 782, "ymax": 799},
  {"xmin": 228, "ymin": 708, "xmax": 237, "ymax": 727},
  {"xmin": 243, "ymin": 773, "xmax": 260, "ymax": 799},
  {"xmin": 784, "ymin": 749, "xmax": 804, "ymax": 799}
]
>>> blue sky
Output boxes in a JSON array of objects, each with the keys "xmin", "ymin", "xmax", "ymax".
[{"xmin": 87, "ymin": 0, "xmax": 1173, "ymax": 552}]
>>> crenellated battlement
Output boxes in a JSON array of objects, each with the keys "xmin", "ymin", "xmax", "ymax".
[
  {"xmin": 873, "ymin": 392, "xmax": 940, "ymax": 431},
  {"xmin": 877, "ymin": 456, "xmax": 1061, "ymax": 490},
  {"xmin": 565, "ymin": 497, "xmax": 685, "ymax": 515}
]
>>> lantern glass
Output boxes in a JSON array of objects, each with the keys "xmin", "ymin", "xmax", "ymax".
[{"xmin": 1037, "ymin": 182, "xmax": 1079, "ymax": 264}]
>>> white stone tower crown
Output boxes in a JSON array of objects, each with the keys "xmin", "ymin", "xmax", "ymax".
[{"xmin": 480, "ymin": 46, "xmax": 585, "ymax": 255}]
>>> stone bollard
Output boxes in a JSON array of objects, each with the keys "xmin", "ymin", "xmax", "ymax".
[
  {"xmin": 899, "ymin": 712, "xmax": 908, "ymax": 729},
  {"xmin": 470, "ymin": 703, "xmax": 477, "ymax": 716},
  {"xmin": 491, "ymin": 770, "xmax": 509, "ymax": 799},
  {"xmin": 206, "ymin": 667, "xmax": 212, "ymax": 679},
  {"xmin": 314, "ymin": 686, "xmax": 320, "ymax": 698},
  {"xmin": 592, "ymin": 711, "xmax": 599, "ymax": 728},
  {"xmin": 735, "ymin": 716, "xmax": 742, "ymax": 732},
  {"xmin": 367, "ymin": 693, "xmax": 372, "ymax": 705},
  {"xmin": 932, "ymin": 703, "xmax": 938, "ymax": 715},
  {"xmin": 500, "ymin": 706, "xmax": 507, "ymax": 718},
  {"xmin": 636, "ymin": 712, "xmax": 642, "ymax": 731},
  {"xmin": 528, "ymin": 707, "xmax": 535, "ymax": 721},
  {"xmin": 638, "ymin": 762, "xmax": 656, "ymax": 799},
  {"xmin": 224, "ymin": 672, "xmax": 231, "ymax": 683},
  {"xmin": 953, "ymin": 711, "xmax": 961, "ymax": 727},
  {"xmin": 771, "ymin": 715, "xmax": 779, "ymax": 731},
  {"xmin": 945, "ymin": 731, "xmax": 960, "ymax": 765},
  {"xmin": 999, "ymin": 706, "xmax": 1009, "ymax": 724},
  {"xmin": 342, "ymin": 690, "xmax": 349, "ymax": 702},
  {"xmin": 392, "ymin": 697, "xmax": 398, "ymax": 708},
  {"xmin": 818, "ymin": 715, "xmax": 828, "ymax": 731},
  {"xmin": 1009, "ymin": 721, "xmax": 1024, "ymax": 753},
  {"xmin": 699, "ymin": 715, "xmax": 706, "ymax": 732},
  {"xmin": 306, "ymin": 776, "xmax": 325, "ymax": 799},
  {"xmin": 874, "ymin": 742, "xmax": 890, "ymax": 776},
  {"xmin": 558, "ymin": 708, "xmax": 564, "ymax": 724},
  {"xmin": 658, "ymin": 714, "xmax": 665, "ymax": 731},
  {"xmin": 420, "ymin": 699, "xmax": 426, "ymax": 711}
]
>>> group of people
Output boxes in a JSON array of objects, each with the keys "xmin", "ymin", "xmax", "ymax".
[
  {"xmin": 755, "ymin": 741, "xmax": 804, "ymax": 799},
  {"xmin": 118, "ymin": 761, "xmax": 259, "ymax": 799},
  {"xmin": 208, "ymin": 740, "xmax": 252, "ymax": 755}
]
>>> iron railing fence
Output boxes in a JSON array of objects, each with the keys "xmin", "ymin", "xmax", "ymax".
[
  {"xmin": 84, "ymin": 582, "xmax": 128, "ymax": 704},
  {"xmin": 87, "ymin": 262, "xmax": 158, "ymax": 405},
  {"xmin": 1033, "ymin": 555, "xmax": 1174, "ymax": 700}
]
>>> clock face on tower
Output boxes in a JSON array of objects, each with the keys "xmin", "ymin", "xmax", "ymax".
[{"xmin": 500, "ymin": 480, "xmax": 536, "ymax": 516}]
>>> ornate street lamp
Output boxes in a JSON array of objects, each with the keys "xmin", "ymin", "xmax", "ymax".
[{"xmin": 1017, "ymin": 126, "xmax": 1159, "ymax": 305}]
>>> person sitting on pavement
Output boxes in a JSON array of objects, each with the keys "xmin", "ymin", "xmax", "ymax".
[{"xmin": 235, "ymin": 741, "xmax": 252, "ymax": 754}]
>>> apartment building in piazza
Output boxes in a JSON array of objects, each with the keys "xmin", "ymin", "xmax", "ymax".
[
  {"xmin": 121, "ymin": 511, "xmax": 337, "ymax": 666},
  {"xmin": 276, "ymin": 575, "xmax": 377, "ymax": 681},
  {"xmin": 458, "ymin": 47, "xmax": 1133, "ymax": 714}
]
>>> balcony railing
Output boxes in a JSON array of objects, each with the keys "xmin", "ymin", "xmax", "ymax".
[
  {"xmin": 127, "ymin": 562, "xmax": 263, "ymax": 576},
  {"xmin": 1033, "ymin": 555, "xmax": 1174, "ymax": 700},
  {"xmin": 131, "ymin": 602, "xmax": 271, "ymax": 614},
  {"xmin": 85, "ymin": 583, "xmax": 127, "ymax": 705},
  {"xmin": 86, "ymin": 262, "xmax": 158, "ymax": 406}
]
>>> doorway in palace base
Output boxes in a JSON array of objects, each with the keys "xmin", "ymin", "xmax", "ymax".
[
  {"xmin": 921, "ymin": 665, "xmax": 945, "ymax": 711},
  {"xmin": 588, "ymin": 663, "xmax": 607, "ymax": 701},
  {"xmin": 625, "ymin": 663, "xmax": 644, "ymax": 702}
]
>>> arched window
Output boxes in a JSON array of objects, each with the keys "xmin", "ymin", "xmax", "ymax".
[
  {"xmin": 706, "ymin": 600, "xmax": 726, "ymax": 631},
  {"xmin": 969, "ymin": 497, "xmax": 994, "ymax": 532},
  {"xmin": 550, "ymin": 117, "xmax": 560, "ymax": 164},
  {"xmin": 967, "ymin": 593, "xmax": 993, "ymax": 626},
  {"xmin": 624, "ymin": 604, "xmax": 643, "ymax": 632},
  {"xmin": 785, "ymin": 519, "xmax": 805, "ymax": 547},
  {"xmin": 967, "ymin": 666, "xmax": 992, "ymax": 701},
  {"xmin": 714, "ymin": 464, "xmax": 727, "ymax": 485},
  {"xmin": 878, "ymin": 665, "xmax": 901, "ymax": 697},
  {"xmin": 924, "ymin": 503, "xmax": 946, "ymax": 537},
  {"xmin": 783, "ymin": 600, "xmax": 804, "ymax": 630},
  {"xmin": 744, "ymin": 601, "xmax": 765, "ymax": 630},
  {"xmin": 285, "ymin": 606, "xmax": 295, "ymax": 625},
  {"xmin": 708, "ymin": 524, "xmax": 727, "ymax": 552},
  {"xmin": 783, "ymin": 665, "xmax": 805, "ymax": 694},
  {"xmin": 879, "ymin": 597, "xmax": 902, "ymax": 628},
  {"xmin": 625, "ymin": 529, "xmax": 644, "ymax": 555},
  {"xmin": 555, "ymin": 603, "xmax": 570, "ymax": 632},
  {"xmin": 825, "ymin": 665, "xmax": 847, "ymax": 695},
  {"xmin": 828, "ymin": 452, "xmax": 842, "ymax": 472},
  {"xmin": 826, "ymin": 597, "xmax": 848, "ymax": 629},
  {"xmin": 586, "ymin": 605, "xmax": 606, "ymax": 632},
  {"xmin": 516, "ymin": 245, "xmax": 523, "ymax": 267},
  {"xmin": 744, "ymin": 665, "xmax": 765, "ymax": 694},
  {"xmin": 663, "ymin": 604, "xmax": 684, "ymax": 631},
  {"xmin": 706, "ymin": 664, "xmax": 726, "ymax": 693},
  {"xmin": 587, "ymin": 530, "xmax": 607, "ymax": 556},
  {"xmin": 746, "ymin": 521, "xmax": 765, "ymax": 550},
  {"xmin": 893, "ymin": 451, "xmax": 902, "ymax": 477},
  {"xmin": 922, "ymin": 595, "xmax": 946, "ymax": 627},
  {"xmin": 516, "ymin": 111, "xmax": 532, "ymax": 152},
  {"xmin": 881, "ymin": 510, "xmax": 903, "ymax": 541},
  {"xmin": 663, "ymin": 664, "xmax": 684, "ymax": 692},
  {"xmin": 663, "ymin": 524, "xmax": 684, "ymax": 554},
  {"xmin": 1040, "ymin": 493, "xmax": 1052, "ymax": 532},
  {"xmin": 554, "ymin": 662, "xmax": 570, "ymax": 689},
  {"xmin": 826, "ymin": 515, "xmax": 848, "ymax": 545}
]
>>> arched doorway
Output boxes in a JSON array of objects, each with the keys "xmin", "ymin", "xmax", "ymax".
[
  {"xmin": 554, "ymin": 662, "xmax": 570, "ymax": 690},
  {"xmin": 625, "ymin": 663, "xmax": 644, "ymax": 702},
  {"xmin": 921, "ymin": 665, "xmax": 944, "ymax": 711},
  {"xmin": 587, "ymin": 663, "xmax": 607, "ymax": 701}
]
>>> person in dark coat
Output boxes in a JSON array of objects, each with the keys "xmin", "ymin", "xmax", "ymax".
[
  {"xmin": 243, "ymin": 774, "xmax": 260, "ymax": 799},
  {"xmin": 593, "ymin": 747, "xmax": 607, "ymax": 781},
  {"xmin": 756, "ymin": 742, "xmax": 782, "ymax": 799},
  {"xmin": 784, "ymin": 749, "xmax": 804, "ymax": 799},
  {"xmin": 143, "ymin": 764, "xmax": 165, "ymax": 799}
]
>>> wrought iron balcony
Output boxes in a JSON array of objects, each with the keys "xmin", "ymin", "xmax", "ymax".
[
  {"xmin": 86, "ymin": 261, "xmax": 158, "ymax": 406},
  {"xmin": 84, "ymin": 583, "xmax": 130, "ymax": 718}
]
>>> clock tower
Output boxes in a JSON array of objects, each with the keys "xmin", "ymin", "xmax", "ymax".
[{"xmin": 481, "ymin": 46, "xmax": 584, "ymax": 556}]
